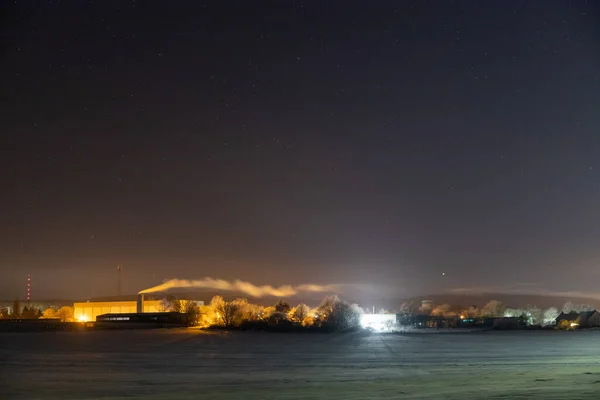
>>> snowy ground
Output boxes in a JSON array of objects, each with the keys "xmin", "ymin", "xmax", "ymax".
[{"xmin": 2, "ymin": 329, "xmax": 600, "ymax": 399}]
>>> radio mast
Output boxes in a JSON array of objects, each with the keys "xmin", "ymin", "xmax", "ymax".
[{"xmin": 117, "ymin": 265, "xmax": 122, "ymax": 297}]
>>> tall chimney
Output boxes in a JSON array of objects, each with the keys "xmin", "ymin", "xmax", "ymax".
[{"xmin": 137, "ymin": 294, "xmax": 144, "ymax": 313}]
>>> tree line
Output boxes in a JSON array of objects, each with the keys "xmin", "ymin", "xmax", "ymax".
[
  {"xmin": 159, "ymin": 295, "xmax": 363, "ymax": 331},
  {"xmin": 399, "ymin": 299, "xmax": 596, "ymax": 326},
  {"xmin": 0, "ymin": 299, "xmax": 74, "ymax": 322}
]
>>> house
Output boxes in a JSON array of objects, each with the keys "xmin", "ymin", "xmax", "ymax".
[
  {"xmin": 397, "ymin": 314, "xmax": 460, "ymax": 329},
  {"xmin": 579, "ymin": 311, "xmax": 600, "ymax": 327},
  {"xmin": 555, "ymin": 312, "xmax": 579, "ymax": 327},
  {"xmin": 492, "ymin": 317, "xmax": 522, "ymax": 330},
  {"xmin": 555, "ymin": 311, "xmax": 600, "ymax": 328}
]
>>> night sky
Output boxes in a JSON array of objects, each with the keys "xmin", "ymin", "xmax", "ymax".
[{"xmin": 2, "ymin": 1, "xmax": 600, "ymax": 300}]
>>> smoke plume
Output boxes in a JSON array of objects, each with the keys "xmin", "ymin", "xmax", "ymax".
[{"xmin": 138, "ymin": 277, "xmax": 341, "ymax": 297}]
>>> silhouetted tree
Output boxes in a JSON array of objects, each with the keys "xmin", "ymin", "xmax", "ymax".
[
  {"xmin": 172, "ymin": 300, "xmax": 201, "ymax": 326},
  {"xmin": 221, "ymin": 301, "xmax": 241, "ymax": 328},
  {"xmin": 275, "ymin": 300, "xmax": 291, "ymax": 314},
  {"xmin": 210, "ymin": 296, "xmax": 242, "ymax": 328},
  {"xmin": 42, "ymin": 307, "xmax": 58, "ymax": 319},
  {"xmin": 398, "ymin": 301, "xmax": 419, "ymax": 315},
  {"xmin": 431, "ymin": 304, "xmax": 455, "ymax": 317},
  {"xmin": 461, "ymin": 305, "xmax": 479, "ymax": 318},
  {"xmin": 481, "ymin": 300, "xmax": 505, "ymax": 317},
  {"xmin": 11, "ymin": 299, "xmax": 21, "ymax": 318},
  {"xmin": 503, "ymin": 308, "xmax": 525, "ymax": 318},
  {"xmin": 231, "ymin": 298, "xmax": 251, "ymax": 325},
  {"xmin": 525, "ymin": 305, "xmax": 542, "ymax": 325},
  {"xmin": 562, "ymin": 302, "xmax": 594, "ymax": 313},
  {"xmin": 209, "ymin": 296, "xmax": 226, "ymax": 326},
  {"xmin": 261, "ymin": 306, "xmax": 276, "ymax": 320},
  {"xmin": 21, "ymin": 306, "xmax": 42, "ymax": 319},
  {"xmin": 159, "ymin": 295, "xmax": 176, "ymax": 312},
  {"xmin": 543, "ymin": 307, "xmax": 559, "ymax": 325},
  {"xmin": 245, "ymin": 303, "xmax": 265, "ymax": 321},
  {"xmin": 291, "ymin": 304, "xmax": 310, "ymax": 323},
  {"xmin": 316, "ymin": 295, "xmax": 362, "ymax": 330},
  {"xmin": 56, "ymin": 306, "xmax": 74, "ymax": 322}
]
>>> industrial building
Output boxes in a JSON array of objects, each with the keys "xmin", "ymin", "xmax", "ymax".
[
  {"xmin": 73, "ymin": 294, "xmax": 203, "ymax": 322},
  {"xmin": 95, "ymin": 312, "xmax": 188, "ymax": 328},
  {"xmin": 74, "ymin": 299, "xmax": 160, "ymax": 322}
]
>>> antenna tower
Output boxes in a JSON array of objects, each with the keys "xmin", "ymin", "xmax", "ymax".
[{"xmin": 117, "ymin": 265, "xmax": 122, "ymax": 297}]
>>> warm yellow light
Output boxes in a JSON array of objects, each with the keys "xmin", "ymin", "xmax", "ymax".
[
  {"xmin": 570, "ymin": 322, "xmax": 578, "ymax": 327},
  {"xmin": 459, "ymin": 315, "xmax": 464, "ymax": 319},
  {"xmin": 78, "ymin": 315, "xmax": 88, "ymax": 322}
]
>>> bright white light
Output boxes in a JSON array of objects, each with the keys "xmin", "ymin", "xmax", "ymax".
[
  {"xmin": 360, "ymin": 314, "xmax": 396, "ymax": 332},
  {"xmin": 570, "ymin": 322, "xmax": 578, "ymax": 328},
  {"xmin": 78, "ymin": 315, "xmax": 88, "ymax": 322}
]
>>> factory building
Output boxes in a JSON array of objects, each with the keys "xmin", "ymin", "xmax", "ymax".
[
  {"xmin": 73, "ymin": 294, "xmax": 203, "ymax": 322},
  {"xmin": 95, "ymin": 312, "xmax": 188, "ymax": 328},
  {"xmin": 74, "ymin": 295, "xmax": 161, "ymax": 322}
]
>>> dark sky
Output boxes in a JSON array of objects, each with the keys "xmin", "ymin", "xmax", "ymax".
[{"xmin": 2, "ymin": 1, "xmax": 600, "ymax": 300}]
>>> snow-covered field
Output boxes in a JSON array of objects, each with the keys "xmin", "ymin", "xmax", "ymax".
[{"xmin": 2, "ymin": 329, "xmax": 600, "ymax": 399}]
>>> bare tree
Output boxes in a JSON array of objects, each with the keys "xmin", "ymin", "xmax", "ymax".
[
  {"xmin": 503, "ymin": 308, "xmax": 525, "ymax": 318},
  {"xmin": 245, "ymin": 303, "xmax": 265, "ymax": 321},
  {"xmin": 210, "ymin": 295, "xmax": 225, "ymax": 310},
  {"xmin": 562, "ymin": 302, "xmax": 594, "ymax": 313},
  {"xmin": 316, "ymin": 295, "xmax": 338, "ymax": 321},
  {"xmin": 261, "ymin": 306, "xmax": 276, "ymax": 320},
  {"xmin": 461, "ymin": 306, "xmax": 479, "ymax": 318},
  {"xmin": 208, "ymin": 296, "xmax": 226, "ymax": 326},
  {"xmin": 56, "ymin": 306, "xmax": 74, "ymax": 322},
  {"xmin": 274, "ymin": 300, "xmax": 291, "ymax": 314},
  {"xmin": 291, "ymin": 304, "xmax": 310, "ymax": 323},
  {"xmin": 21, "ymin": 306, "xmax": 42, "ymax": 319},
  {"xmin": 525, "ymin": 305, "xmax": 542, "ymax": 325},
  {"xmin": 197, "ymin": 305, "xmax": 217, "ymax": 327},
  {"xmin": 431, "ymin": 304, "xmax": 453, "ymax": 317},
  {"xmin": 209, "ymin": 297, "xmax": 242, "ymax": 328},
  {"xmin": 159, "ymin": 297, "xmax": 174, "ymax": 312},
  {"xmin": 417, "ymin": 305, "xmax": 432, "ymax": 315},
  {"xmin": 41, "ymin": 307, "xmax": 58, "ymax": 319},
  {"xmin": 172, "ymin": 300, "xmax": 201, "ymax": 326},
  {"xmin": 316, "ymin": 296, "xmax": 362, "ymax": 330},
  {"xmin": 481, "ymin": 300, "xmax": 505, "ymax": 317},
  {"xmin": 221, "ymin": 301, "xmax": 241, "ymax": 328},
  {"xmin": 562, "ymin": 301, "xmax": 575, "ymax": 313},
  {"xmin": 542, "ymin": 307, "xmax": 559, "ymax": 325},
  {"xmin": 11, "ymin": 299, "xmax": 21, "ymax": 318},
  {"xmin": 398, "ymin": 301, "xmax": 419, "ymax": 315},
  {"xmin": 231, "ymin": 298, "xmax": 251, "ymax": 325}
]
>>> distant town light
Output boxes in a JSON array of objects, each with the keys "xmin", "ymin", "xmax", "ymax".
[{"xmin": 360, "ymin": 314, "xmax": 396, "ymax": 332}]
